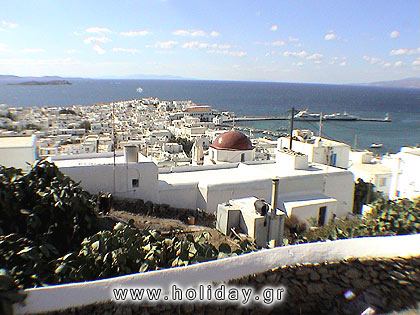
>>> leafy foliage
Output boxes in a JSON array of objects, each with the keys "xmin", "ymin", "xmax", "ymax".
[
  {"xmin": 0, "ymin": 269, "xmax": 26, "ymax": 315},
  {"xmin": 169, "ymin": 136, "xmax": 194, "ymax": 157},
  {"xmin": 54, "ymin": 223, "xmax": 255, "ymax": 284},
  {"xmin": 0, "ymin": 161, "xmax": 255, "ymax": 294},
  {"xmin": 286, "ymin": 197, "xmax": 420, "ymax": 244},
  {"xmin": 0, "ymin": 160, "xmax": 97, "ymax": 253}
]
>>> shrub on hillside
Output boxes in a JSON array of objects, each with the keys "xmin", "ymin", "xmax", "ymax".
[
  {"xmin": 0, "ymin": 160, "xmax": 98, "ymax": 254},
  {"xmin": 286, "ymin": 197, "xmax": 420, "ymax": 244}
]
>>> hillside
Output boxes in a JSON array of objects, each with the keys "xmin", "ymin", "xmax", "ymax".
[{"xmin": 366, "ymin": 77, "xmax": 420, "ymax": 89}]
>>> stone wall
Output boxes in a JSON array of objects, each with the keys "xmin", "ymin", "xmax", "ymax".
[{"xmin": 50, "ymin": 256, "xmax": 420, "ymax": 315}]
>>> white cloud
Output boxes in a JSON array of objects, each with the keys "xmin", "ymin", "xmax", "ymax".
[
  {"xmin": 330, "ymin": 56, "xmax": 347, "ymax": 65},
  {"xmin": 21, "ymin": 48, "xmax": 45, "ymax": 53},
  {"xmin": 66, "ymin": 49, "xmax": 78, "ymax": 54},
  {"xmin": 390, "ymin": 47, "xmax": 420, "ymax": 56},
  {"xmin": 293, "ymin": 61, "xmax": 304, "ymax": 67},
  {"xmin": 173, "ymin": 29, "xmax": 206, "ymax": 37},
  {"xmin": 182, "ymin": 41, "xmax": 209, "ymax": 49},
  {"xmin": 112, "ymin": 47, "xmax": 140, "ymax": 54},
  {"xmin": 288, "ymin": 36, "xmax": 299, "ymax": 43},
  {"xmin": 85, "ymin": 27, "xmax": 112, "ymax": 34},
  {"xmin": 324, "ymin": 31, "xmax": 338, "ymax": 41},
  {"xmin": 207, "ymin": 49, "xmax": 246, "ymax": 57},
  {"xmin": 120, "ymin": 30, "xmax": 150, "ymax": 37},
  {"xmin": 382, "ymin": 62, "xmax": 392, "ymax": 68},
  {"xmin": 413, "ymin": 58, "xmax": 420, "ymax": 66},
  {"xmin": 182, "ymin": 41, "xmax": 243, "ymax": 56},
  {"xmin": 84, "ymin": 36, "xmax": 111, "ymax": 44},
  {"xmin": 153, "ymin": 41, "xmax": 178, "ymax": 49},
  {"xmin": 390, "ymin": 30, "xmax": 400, "ymax": 39},
  {"xmin": 255, "ymin": 40, "xmax": 285, "ymax": 47},
  {"xmin": 173, "ymin": 29, "xmax": 220, "ymax": 37},
  {"xmin": 182, "ymin": 41, "xmax": 231, "ymax": 50},
  {"xmin": 271, "ymin": 40, "xmax": 285, "ymax": 47},
  {"xmin": 0, "ymin": 43, "xmax": 9, "ymax": 52},
  {"xmin": 363, "ymin": 55, "xmax": 383, "ymax": 65},
  {"xmin": 270, "ymin": 24, "xmax": 278, "ymax": 32},
  {"xmin": 283, "ymin": 50, "xmax": 308, "ymax": 58},
  {"xmin": 92, "ymin": 45, "xmax": 106, "ymax": 55},
  {"xmin": 0, "ymin": 20, "xmax": 18, "ymax": 30},
  {"xmin": 394, "ymin": 60, "xmax": 403, "ymax": 67},
  {"xmin": 306, "ymin": 53, "xmax": 323, "ymax": 61}
]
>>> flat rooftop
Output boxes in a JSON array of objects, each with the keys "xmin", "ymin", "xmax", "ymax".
[
  {"xmin": 159, "ymin": 162, "xmax": 349, "ymax": 187},
  {"xmin": 0, "ymin": 136, "xmax": 35, "ymax": 148},
  {"xmin": 349, "ymin": 162, "xmax": 392, "ymax": 175},
  {"xmin": 51, "ymin": 152, "xmax": 152, "ymax": 167}
]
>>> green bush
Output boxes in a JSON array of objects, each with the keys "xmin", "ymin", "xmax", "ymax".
[
  {"xmin": 53, "ymin": 223, "xmax": 255, "ymax": 284},
  {"xmin": 0, "ymin": 161, "xmax": 255, "ymax": 292},
  {"xmin": 286, "ymin": 197, "xmax": 420, "ymax": 244},
  {"xmin": 0, "ymin": 160, "xmax": 97, "ymax": 253}
]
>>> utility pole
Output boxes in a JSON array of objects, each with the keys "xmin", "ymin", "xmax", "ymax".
[
  {"xmin": 112, "ymin": 102, "xmax": 116, "ymax": 195},
  {"xmin": 318, "ymin": 112, "xmax": 323, "ymax": 138},
  {"xmin": 289, "ymin": 107, "xmax": 295, "ymax": 150}
]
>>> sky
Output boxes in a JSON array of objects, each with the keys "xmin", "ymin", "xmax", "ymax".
[{"xmin": 0, "ymin": 0, "xmax": 419, "ymax": 83}]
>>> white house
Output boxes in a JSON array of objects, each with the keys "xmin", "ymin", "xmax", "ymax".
[
  {"xmin": 0, "ymin": 135, "xmax": 38, "ymax": 170},
  {"xmin": 382, "ymin": 147, "xmax": 420, "ymax": 200},
  {"xmin": 52, "ymin": 134, "xmax": 355, "ymax": 224},
  {"xmin": 207, "ymin": 130, "xmax": 255, "ymax": 164},
  {"xmin": 349, "ymin": 150, "xmax": 393, "ymax": 199},
  {"xmin": 278, "ymin": 130, "xmax": 350, "ymax": 169}
]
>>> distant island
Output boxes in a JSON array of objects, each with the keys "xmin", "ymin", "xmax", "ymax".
[
  {"xmin": 8, "ymin": 80, "xmax": 72, "ymax": 86},
  {"xmin": 364, "ymin": 77, "xmax": 420, "ymax": 89}
]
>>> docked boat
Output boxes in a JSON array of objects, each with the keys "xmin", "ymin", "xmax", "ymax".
[
  {"xmin": 370, "ymin": 143, "xmax": 383, "ymax": 148},
  {"xmin": 323, "ymin": 111, "xmax": 358, "ymax": 121},
  {"xmin": 294, "ymin": 109, "xmax": 321, "ymax": 121}
]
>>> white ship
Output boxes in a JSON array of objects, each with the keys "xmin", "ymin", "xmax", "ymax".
[
  {"xmin": 323, "ymin": 111, "xmax": 358, "ymax": 121},
  {"xmin": 294, "ymin": 109, "xmax": 321, "ymax": 121}
]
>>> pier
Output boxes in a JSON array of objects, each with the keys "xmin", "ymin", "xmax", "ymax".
[{"xmin": 225, "ymin": 116, "xmax": 391, "ymax": 123}]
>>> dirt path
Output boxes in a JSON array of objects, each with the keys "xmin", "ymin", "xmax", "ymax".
[{"xmin": 110, "ymin": 210, "xmax": 243, "ymax": 250}]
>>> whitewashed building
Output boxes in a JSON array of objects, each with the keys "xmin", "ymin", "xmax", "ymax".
[
  {"xmin": 278, "ymin": 130, "xmax": 350, "ymax": 169},
  {"xmin": 0, "ymin": 135, "xmax": 38, "ymax": 170},
  {"xmin": 382, "ymin": 147, "xmax": 420, "ymax": 200},
  {"xmin": 52, "ymin": 133, "xmax": 355, "ymax": 224},
  {"xmin": 207, "ymin": 130, "xmax": 255, "ymax": 164}
]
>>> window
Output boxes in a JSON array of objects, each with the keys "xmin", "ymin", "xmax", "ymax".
[
  {"xmin": 241, "ymin": 153, "xmax": 245, "ymax": 162},
  {"xmin": 132, "ymin": 179, "xmax": 139, "ymax": 188},
  {"xmin": 379, "ymin": 178, "xmax": 387, "ymax": 187},
  {"xmin": 318, "ymin": 206, "xmax": 327, "ymax": 226}
]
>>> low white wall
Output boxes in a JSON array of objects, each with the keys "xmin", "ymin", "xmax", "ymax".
[{"xmin": 15, "ymin": 234, "xmax": 420, "ymax": 314}]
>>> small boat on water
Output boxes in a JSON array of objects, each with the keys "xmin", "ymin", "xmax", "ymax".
[
  {"xmin": 136, "ymin": 87, "xmax": 143, "ymax": 93},
  {"xmin": 370, "ymin": 143, "xmax": 383, "ymax": 149}
]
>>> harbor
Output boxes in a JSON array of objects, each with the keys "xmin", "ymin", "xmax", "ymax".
[{"xmin": 225, "ymin": 110, "xmax": 391, "ymax": 123}]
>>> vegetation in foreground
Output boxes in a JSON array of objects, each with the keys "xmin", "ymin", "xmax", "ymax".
[
  {"xmin": 285, "ymin": 197, "xmax": 420, "ymax": 245},
  {"xmin": 0, "ymin": 160, "xmax": 419, "ymax": 312},
  {"xmin": 0, "ymin": 161, "xmax": 254, "ymax": 291}
]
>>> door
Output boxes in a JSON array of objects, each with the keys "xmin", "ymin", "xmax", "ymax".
[{"xmin": 318, "ymin": 206, "xmax": 327, "ymax": 226}]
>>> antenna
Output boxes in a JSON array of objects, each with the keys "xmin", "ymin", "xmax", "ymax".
[
  {"xmin": 112, "ymin": 102, "xmax": 116, "ymax": 195},
  {"xmin": 289, "ymin": 107, "xmax": 295, "ymax": 150},
  {"xmin": 318, "ymin": 112, "xmax": 323, "ymax": 138}
]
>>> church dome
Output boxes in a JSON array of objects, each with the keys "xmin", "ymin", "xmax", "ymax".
[{"xmin": 210, "ymin": 130, "xmax": 253, "ymax": 151}]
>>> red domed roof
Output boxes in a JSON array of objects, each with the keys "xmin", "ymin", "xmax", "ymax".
[{"xmin": 210, "ymin": 130, "xmax": 253, "ymax": 151}]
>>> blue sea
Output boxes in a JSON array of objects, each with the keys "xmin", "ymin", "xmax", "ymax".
[{"xmin": 0, "ymin": 79, "xmax": 419, "ymax": 153}]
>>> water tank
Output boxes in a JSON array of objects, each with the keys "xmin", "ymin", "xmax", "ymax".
[{"xmin": 124, "ymin": 145, "xmax": 138, "ymax": 163}]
